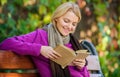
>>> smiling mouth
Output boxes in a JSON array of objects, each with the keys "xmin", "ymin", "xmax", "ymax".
[{"xmin": 64, "ymin": 29, "xmax": 70, "ymax": 34}]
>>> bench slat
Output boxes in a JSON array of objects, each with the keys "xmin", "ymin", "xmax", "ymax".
[
  {"xmin": 90, "ymin": 74, "xmax": 102, "ymax": 77},
  {"xmin": 86, "ymin": 55, "xmax": 101, "ymax": 71},
  {"xmin": 0, "ymin": 50, "xmax": 35, "ymax": 69},
  {"xmin": 0, "ymin": 73, "xmax": 38, "ymax": 77}
]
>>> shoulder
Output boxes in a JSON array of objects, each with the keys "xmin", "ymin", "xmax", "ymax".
[
  {"xmin": 36, "ymin": 29, "xmax": 47, "ymax": 36},
  {"xmin": 17, "ymin": 29, "xmax": 48, "ymax": 42},
  {"xmin": 35, "ymin": 29, "xmax": 48, "ymax": 41},
  {"xmin": 18, "ymin": 29, "xmax": 47, "ymax": 38}
]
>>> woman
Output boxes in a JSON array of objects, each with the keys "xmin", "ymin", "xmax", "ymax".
[{"xmin": 0, "ymin": 2, "xmax": 90, "ymax": 77}]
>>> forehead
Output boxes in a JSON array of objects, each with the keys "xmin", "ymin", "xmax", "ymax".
[{"xmin": 60, "ymin": 11, "xmax": 79, "ymax": 22}]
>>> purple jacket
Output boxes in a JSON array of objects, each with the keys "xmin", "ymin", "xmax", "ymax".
[{"xmin": 0, "ymin": 29, "xmax": 90, "ymax": 77}]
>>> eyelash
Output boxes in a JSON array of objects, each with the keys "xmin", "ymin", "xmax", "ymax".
[
  {"xmin": 64, "ymin": 20, "xmax": 69, "ymax": 23},
  {"xmin": 73, "ymin": 23, "xmax": 77, "ymax": 26},
  {"xmin": 64, "ymin": 20, "xmax": 77, "ymax": 27}
]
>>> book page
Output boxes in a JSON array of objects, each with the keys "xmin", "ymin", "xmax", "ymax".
[
  {"xmin": 51, "ymin": 45, "xmax": 76, "ymax": 69},
  {"xmin": 75, "ymin": 50, "xmax": 90, "ymax": 60}
]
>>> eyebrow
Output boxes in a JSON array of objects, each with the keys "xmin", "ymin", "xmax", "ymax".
[{"xmin": 64, "ymin": 17, "xmax": 78, "ymax": 23}]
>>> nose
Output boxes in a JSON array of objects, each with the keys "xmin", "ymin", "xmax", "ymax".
[{"xmin": 68, "ymin": 24, "xmax": 74, "ymax": 31}]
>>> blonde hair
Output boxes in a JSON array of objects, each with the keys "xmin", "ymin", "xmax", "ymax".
[{"xmin": 51, "ymin": 2, "xmax": 81, "ymax": 26}]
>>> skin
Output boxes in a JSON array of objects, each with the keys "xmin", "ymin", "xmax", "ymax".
[
  {"xmin": 41, "ymin": 11, "xmax": 85, "ymax": 69},
  {"xmin": 55, "ymin": 10, "xmax": 78, "ymax": 36}
]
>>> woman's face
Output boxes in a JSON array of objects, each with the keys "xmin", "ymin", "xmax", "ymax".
[{"xmin": 56, "ymin": 11, "xmax": 79, "ymax": 36}]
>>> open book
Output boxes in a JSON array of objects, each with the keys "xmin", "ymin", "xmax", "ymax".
[{"xmin": 51, "ymin": 45, "xmax": 90, "ymax": 69}]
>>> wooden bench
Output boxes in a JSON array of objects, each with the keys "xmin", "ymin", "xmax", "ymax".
[
  {"xmin": 0, "ymin": 50, "xmax": 103, "ymax": 77},
  {"xmin": 0, "ymin": 50, "xmax": 38, "ymax": 77}
]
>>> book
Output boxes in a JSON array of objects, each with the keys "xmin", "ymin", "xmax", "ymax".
[{"xmin": 51, "ymin": 44, "xmax": 90, "ymax": 69}]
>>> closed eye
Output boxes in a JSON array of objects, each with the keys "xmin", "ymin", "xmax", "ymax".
[
  {"xmin": 64, "ymin": 18, "xmax": 70, "ymax": 23},
  {"xmin": 72, "ymin": 23, "xmax": 77, "ymax": 27},
  {"xmin": 64, "ymin": 18, "xmax": 77, "ymax": 27}
]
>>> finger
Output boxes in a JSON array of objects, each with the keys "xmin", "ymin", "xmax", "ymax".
[
  {"xmin": 48, "ymin": 54, "xmax": 55, "ymax": 59},
  {"xmin": 73, "ymin": 61, "xmax": 85, "ymax": 66},
  {"xmin": 75, "ymin": 64, "xmax": 85, "ymax": 68},
  {"xmin": 77, "ymin": 66, "xmax": 82, "ymax": 69},
  {"xmin": 74, "ymin": 59, "xmax": 85, "ymax": 63},
  {"xmin": 53, "ymin": 51, "xmax": 62, "ymax": 57},
  {"xmin": 49, "ymin": 52, "xmax": 60, "ymax": 59}
]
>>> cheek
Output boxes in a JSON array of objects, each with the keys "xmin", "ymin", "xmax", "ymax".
[
  {"xmin": 71, "ymin": 26, "xmax": 77, "ymax": 32},
  {"xmin": 60, "ymin": 20, "xmax": 67, "ymax": 26},
  {"xmin": 56, "ymin": 20, "xmax": 65, "ymax": 32},
  {"xmin": 58, "ymin": 21, "xmax": 67, "ymax": 29},
  {"xmin": 73, "ymin": 26, "xmax": 77, "ymax": 30}
]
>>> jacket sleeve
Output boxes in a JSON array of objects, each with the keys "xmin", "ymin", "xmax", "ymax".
[
  {"xmin": 78, "ymin": 66, "xmax": 90, "ymax": 77},
  {"xmin": 0, "ymin": 29, "xmax": 43, "ymax": 56}
]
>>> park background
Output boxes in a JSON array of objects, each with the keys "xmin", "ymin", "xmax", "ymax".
[{"xmin": 0, "ymin": 0, "xmax": 120, "ymax": 77}]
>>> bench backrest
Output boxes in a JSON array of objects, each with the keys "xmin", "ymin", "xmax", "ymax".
[{"xmin": 0, "ymin": 50, "xmax": 38, "ymax": 77}]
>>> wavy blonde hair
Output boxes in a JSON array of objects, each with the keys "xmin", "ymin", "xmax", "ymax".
[{"xmin": 51, "ymin": 2, "xmax": 81, "ymax": 26}]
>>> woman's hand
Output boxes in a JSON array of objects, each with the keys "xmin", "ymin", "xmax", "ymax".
[
  {"xmin": 72, "ymin": 59, "xmax": 86, "ymax": 69},
  {"xmin": 40, "ymin": 46, "xmax": 61, "ymax": 59}
]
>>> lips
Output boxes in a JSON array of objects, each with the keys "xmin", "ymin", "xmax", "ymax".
[{"xmin": 63, "ymin": 28, "xmax": 70, "ymax": 35}]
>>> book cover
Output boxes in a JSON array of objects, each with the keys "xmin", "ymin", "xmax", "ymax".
[{"xmin": 51, "ymin": 45, "xmax": 90, "ymax": 69}]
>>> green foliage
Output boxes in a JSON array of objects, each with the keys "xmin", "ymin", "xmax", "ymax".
[
  {"xmin": 0, "ymin": 0, "xmax": 75, "ymax": 42},
  {"xmin": 88, "ymin": 0, "xmax": 120, "ymax": 77}
]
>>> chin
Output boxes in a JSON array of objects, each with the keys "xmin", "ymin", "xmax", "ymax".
[
  {"xmin": 61, "ymin": 32, "xmax": 70, "ymax": 36},
  {"xmin": 62, "ymin": 34, "xmax": 69, "ymax": 36}
]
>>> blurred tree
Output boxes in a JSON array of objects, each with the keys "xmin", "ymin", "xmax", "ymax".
[
  {"xmin": 0, "ymin": 0, "xmax": 76, "ymax": 42},
  {"xmin": 74, "ymin": 0, "xmax": 120, "ymax": 77}
]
